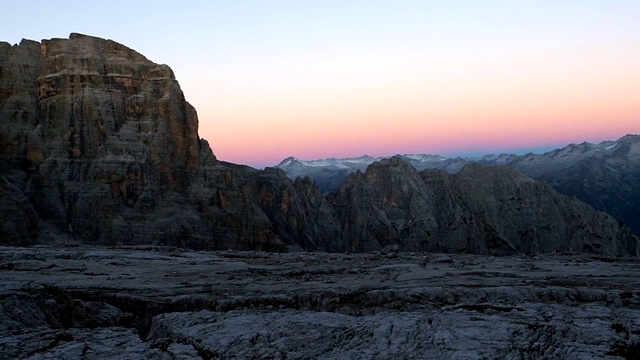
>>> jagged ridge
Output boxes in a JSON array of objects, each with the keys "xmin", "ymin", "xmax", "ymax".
[{"xmin": 277, "ymin": 135, "xmax": 640, "ymax": 236}]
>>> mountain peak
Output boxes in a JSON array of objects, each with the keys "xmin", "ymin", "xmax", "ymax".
[{"xmin": 277, "ymin": 156, "xmax": 300, "ymax": 167}]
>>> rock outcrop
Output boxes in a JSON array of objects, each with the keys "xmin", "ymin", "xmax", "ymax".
[
  {"xmin": 252, "ymin": 168, "xmax": 340, "ymax": 251},
  {"xmin": 0, "ymin": 176, "xmax": 39, "ymax": 245},
  {"xmin": 511, "ymin": 135, "xmax": 640, "ymax": 237},
  {"xmin": 333, "ymin": 157, "xmax": 638, "ymax": 255},
  {"xmin": 0, "ymin": 34, "xmax": 286, "ymax": 250},
  {"xmin": 0, "ymin": 33, "xmax": 637, "ymax": 257},
  {"xmin": 452, "ymin": 163, "xmax": 636, "ymax": 255}
]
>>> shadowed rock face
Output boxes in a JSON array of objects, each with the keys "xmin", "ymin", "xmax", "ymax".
[
  {"xmin": 277, "ymin": 135, "xmax": 640, "ymax": 237},
  {"xmin": 0, "ymin": 34, "xmax": 637, "ymax": 256},
  {"xmin": 0, "ymin": 176, "xmax": 39, "ymax": 245},
  {"xmin": 333, "ymin": 156, "xmax": 461, "ymax": 253},
  {"xmin": 333, "ymin": 157, "xmax": 638, "ymax": 256},
  {"xmin": 452, "ymin": 164, "xmax": 637, "ymax": 255},
  {"xmin": 516, "ymin": 136, "xmax": 640, "ymax": 237},
  {"xmin": 252, "ymin": 168, "xmax": 340, "ymax": 251}
]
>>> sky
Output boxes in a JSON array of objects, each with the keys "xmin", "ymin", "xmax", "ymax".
[{"xmin": 2, "ymin": 1, "xmax": 639, "ymax": 168}]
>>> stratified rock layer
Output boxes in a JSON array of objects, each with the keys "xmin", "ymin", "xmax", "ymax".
[
  {"xmin": 0, "ymin": 34, "xmax": 285, "ymax": 250},
  {"xmin": 0, "ymin": 34, "xmax": 637, "ymax": 256}
]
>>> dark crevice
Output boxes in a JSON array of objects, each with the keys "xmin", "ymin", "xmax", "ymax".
[{"xmin": 25, "ymin": 332, "xmax": 74, "ymax": 357}]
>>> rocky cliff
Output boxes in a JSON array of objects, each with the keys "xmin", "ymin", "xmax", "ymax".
[
  {"xmin": 0, "ymin": 34, "xmax": 637, "ymax": 256},
  {"xmin": 510, "ymin": 135, "xmax": 640, "ymax": 236},
  {"xmin": 277, "ymin": 135, "xmax": 640, "ymax": 237},
  {"xmin": 332, "ymin": 157, "xmax": 637, "ymax": 256},
  {"xmin": 0, "ymin": 34, "xmax": 285, "ymax": 250}
]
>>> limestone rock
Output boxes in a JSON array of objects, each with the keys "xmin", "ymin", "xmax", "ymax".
[
  {"xmin": 253, "ymin": 168, "xmax": 340, "ymax": 251},
  {"xmin": 277, "ymin": 135, "xmax": 640, "ymax": 237},
  {"xmin": 1, "ymin": 246, "xmax": 639, "ymax": 358},
  {"xmin": 332, "ymin": 155, "xmax": 486, "ymax": 253},
  {"xmin": 0, "ymin": 34, "xmax": 285, "ymax": 250},
  {"xmin": 0, "ymin": 176, "xmax": 39, "ymax": 245},
  {"xmin": 333, "ymin": 157, "xmax": 638, "ymax": 255},
  {"xmin": 517, "ymin": 135, "xmax": 640, "ymax": 236},
  {"xmin": 453, "ymin": 163, "xmax": 638, "ymax": 255},
  {"xmin": 1, "ymin": 34, "xmax": 194, "ymax": 242}
]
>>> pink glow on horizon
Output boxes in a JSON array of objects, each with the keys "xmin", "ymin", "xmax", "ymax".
[
  {"xmin": 200, "ymin": 80, "xmax": 640, "ymax": 167},
  {"xmin": 176, "ymin": 3, "xmax": 640, "ymax": 169},
  {"xmin": 205, "ymin": 114, "xmax": 638, "ymax": 168},
  {"xmin": 194, "ymin": 38, "xmax": 640, "ymax": 168},
  {"xmin": 3, "ymin": 1, "xmax": 639, "ymax": 169}
]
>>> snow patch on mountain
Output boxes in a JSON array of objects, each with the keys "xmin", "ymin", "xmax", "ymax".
[{"xmin": 275, "ymin": 134, "xmax": 639, "ymax": 194}]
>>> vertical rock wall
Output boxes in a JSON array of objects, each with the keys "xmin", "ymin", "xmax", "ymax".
[{"xmin": 0, "ymin": 34, "xmax": 283, "ymax": 249}]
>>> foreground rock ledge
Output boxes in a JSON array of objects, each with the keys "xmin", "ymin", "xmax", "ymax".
[{"xmin": 1, "ymin": 246, "xmax": 639, "ymax": 359}]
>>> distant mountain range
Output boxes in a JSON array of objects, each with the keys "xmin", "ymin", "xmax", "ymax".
[{"xmin": 277, "ymin": 134, "xmax": 640, "ymax": 236}]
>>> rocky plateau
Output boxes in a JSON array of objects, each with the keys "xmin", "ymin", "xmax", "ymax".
[{"xmin": 1, "ymin": 245, "xmax": 639, "ymax": 359}]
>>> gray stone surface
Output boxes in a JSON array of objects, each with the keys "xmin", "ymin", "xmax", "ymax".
[{"xmin": 1, "ymin": 246, "xmax": 639, "ymax": 358}]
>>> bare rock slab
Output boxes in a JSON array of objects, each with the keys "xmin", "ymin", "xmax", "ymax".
[{"xmin": 0, "ymin": 246, "xmax": 639, "ymax": 359}]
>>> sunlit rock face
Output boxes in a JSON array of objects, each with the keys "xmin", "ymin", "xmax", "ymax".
[
  {"xmin": 1, "ymin": 34, "xmax": 191, "ymax": 240},
  {"xmin": 0, "ymin": 34, "xmax": 285, "ymax": 250}
]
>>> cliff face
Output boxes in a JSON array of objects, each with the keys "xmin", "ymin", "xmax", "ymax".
[
  {"xmin": 0, "ymin": 34, "xmax": 284, "ymax": 250},
  {"xmin": 0, "ymin": 176, "xmax": 39, "ymax": 245},
  {"xmin": 332, "ymin": 157, "xmax": 475, "ymax": 253},
  {"xmin": 513, "ymin": 136, "xmax": 640, "ymax": 236},
  {"xmin": 276, "ymin": 136, "xmax": 640, "ymax": 239},
  {"xmin": 332, "ymin": 157, "xmax": 638, "ymax": 256},
  {"xmin": 0, "ymin": 34, "xmax": 637, "ymax": 256},
  {"xmin": 451, "ymin": 164, "xmax": 637, "ymax": 255}
]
